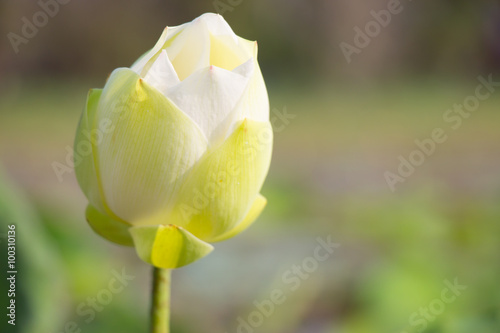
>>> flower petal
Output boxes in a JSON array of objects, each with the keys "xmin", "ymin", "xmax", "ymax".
[
  {"xmin": 165, "ymin": 60, "xmax": 253, "ymax": 146},
  {"xmin": 144, "ymin": 50, "xmax": 180, "ymax": 95},
  {"xmin": 209, "ymin": 32, "xmax": 250, "ymax": 71},
  {"xmin": 168, "ymin": 119, "xmax": 273, "ymax": 241},
  {"xmin": 196, "ymin": 13, "xmax": 238, "ymax": 42},
  {"xmin": 86, "ymin": 205, "xmax": 133, "ymax": 246},
  {"xmin": 130, "ymin": 224, "xmax": 213, "ymax": 269},
  {"xmin": 232, "ymin": 40, "xmax": 269, "ymax": 122},
  {"xmin": 131, "ymin": 24, "xmax": 187, "ymax": 76},
  {"xmin": 165, "ymin": 19, "xmax": 210, "ymax": 81},
  {"xmin": 74, "ymin": 89, "xmax": 106, "ymax": 213},
  {"xmin": 95, "ymin": 68, "xmax": 208, "ymax": 225},
  {"xmin": 199, "ymin": 13, "xmax": 251, "ymax": 71},
  {"xmin": 210, "ymin": 194, "xmax": 267, "ymax": 243}
]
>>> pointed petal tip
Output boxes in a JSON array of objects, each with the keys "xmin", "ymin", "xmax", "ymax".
[{"xmin": 136, "ymin": 77, "xmax": 146, "ymax": 92}]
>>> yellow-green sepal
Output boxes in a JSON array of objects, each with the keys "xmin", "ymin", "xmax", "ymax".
[
  {"xmin": 210, "ymin": 194, "xmax": 267, "ymax": 243},
  {"xmin": 85, "ymin": 205, "xmax": 133, "ymax": 246},
  {"xmin": 129, "ymin": 224, "xmax": 214, "ymax": 269}
]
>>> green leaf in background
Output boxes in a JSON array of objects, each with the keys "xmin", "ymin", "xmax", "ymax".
[{"xmin": 0, "ymin": 167, "xmax": 68, "ymax": 333}]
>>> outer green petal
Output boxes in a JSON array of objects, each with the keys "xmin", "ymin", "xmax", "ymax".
[
  {"xmin": 74, "ymin": 89, "xmax": 106, "ymax": 213},
  {"xmin": 169, "ymin": 119, "xmax": 273, "ymax": 241},
  {"xmin": 95, "ymin": 68, "xmax": 208, "ymax": 225},
  {"xmin": 129, "ymin": 224, "xmax": 213, "ymax": 269},
  {"xmin": 210, "ymin": 194, "xmax": 267, "ymax": 243},
  {"xmin": 85, "ymin": 205, "xmax": 133, "ymax": 246}
]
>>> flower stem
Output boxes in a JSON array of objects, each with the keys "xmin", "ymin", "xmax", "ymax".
[{"xmin": 151, "ymin": 267, "xmax": 171, "ymax": 333}]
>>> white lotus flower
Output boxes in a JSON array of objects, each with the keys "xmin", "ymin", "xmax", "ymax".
[{"xmin": 74, "ymin": 13, "xmax": 272, "ymax": 269}]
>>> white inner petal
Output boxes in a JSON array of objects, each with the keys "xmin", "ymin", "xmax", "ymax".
[
  {"xmin": 196, "ymin": 13, "xmax": 239, "ymax": 43},
  {"xmin": 130, "ymin": 25, "xmax": 186, "ymax": 76},
  {"xmin": 166, "ymin": 19, "xmax": 210, "ymax": 81},
  {"xmin": 165, "ymin": 59, "xmax": 254, "ymax": 146},
  {"xmin": 144, "ymin": 50, "xmax": 180, "ymax": 95}
]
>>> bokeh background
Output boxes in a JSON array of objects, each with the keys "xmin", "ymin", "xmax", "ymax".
[{"xmin": 1, "ymin": 1, "xmax": 500, "ymax": 332}]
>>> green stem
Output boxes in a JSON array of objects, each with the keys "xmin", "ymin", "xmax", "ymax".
[{"xmin": 151, "ymin": 267, "xmax": 171, "ymax": 333}]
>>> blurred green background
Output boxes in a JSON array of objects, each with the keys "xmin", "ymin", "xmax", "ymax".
[{"xmin": 1, "ymin": 0, "xmax": 500, "ymax": 332}]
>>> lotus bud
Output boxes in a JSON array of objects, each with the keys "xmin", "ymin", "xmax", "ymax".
[{"xmin": 74, "ymin": 13, "xmax": 272, "ymax": 269}]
